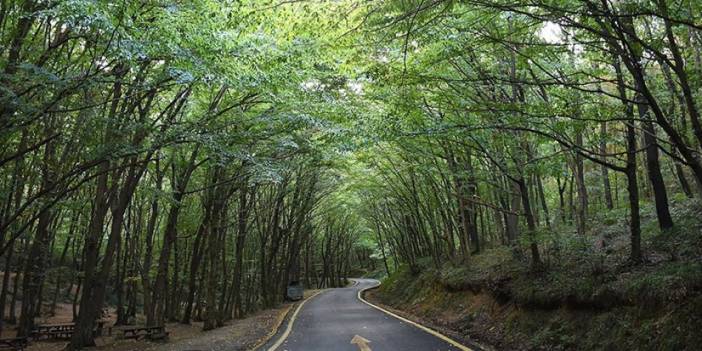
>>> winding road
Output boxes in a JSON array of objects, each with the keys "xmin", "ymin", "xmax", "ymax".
[{"xmin": 264, "ymin": 279, "xmax": 473, "ymax": 351}]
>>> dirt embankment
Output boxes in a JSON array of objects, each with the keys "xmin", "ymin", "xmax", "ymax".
[
  {"xmin": 369, "ymin": 200, "xmax": 702, "ymax": 351},
  {"xmin": 368, "ymin": 254, "xmax": 702, "ymax": 351}
]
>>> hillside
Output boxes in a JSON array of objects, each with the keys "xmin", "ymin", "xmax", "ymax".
[{"xmin": 369, "ymin": 199, "xmax": 702, "ymax": 350}]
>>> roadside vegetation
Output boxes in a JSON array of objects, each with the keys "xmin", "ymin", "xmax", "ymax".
[
  {"xmin": 371, "ymin": 197, "xmax": 702, "ymax": 350},
  {"xmin": 352, "ymin": 1, "xmax": 702, "ymax": 350}
]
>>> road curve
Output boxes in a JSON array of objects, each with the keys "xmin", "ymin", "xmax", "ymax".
[{"xmin": 265, "ymin": 278, "xmax": 470, "ymax": 351}]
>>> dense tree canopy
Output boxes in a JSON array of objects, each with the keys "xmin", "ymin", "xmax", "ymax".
[{"xmin": 1, "ymin": 0, "xmax": 701, "ymax": 349}]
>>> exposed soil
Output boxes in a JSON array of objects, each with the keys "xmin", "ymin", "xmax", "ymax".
[
  {"xmin": 2, "ymin": 290, "xmax": 322, "ymax": 351},
  {"xmin": 364, "ymin": 289, "xmax": 493, "ymax": 351},
  {"xmin": 369, "ymin": 259, "xmax": 702, "ymax": 351}
]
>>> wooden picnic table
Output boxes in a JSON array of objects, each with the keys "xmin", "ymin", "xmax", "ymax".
[
  {"xmin": 119, "ymin": 325, "xmax": 168, "ymax": 341},
  {"xmin": 31, "ymin": 323, "xmax": 74, "ymax": 340},
  {"xmin": 31, "ymin": 320, "xmax": 107, "ymax": 340},
  {"xmin": 33, "ymin": 323, "xmax": 75, "ymax": 332},
  {"xmin": 0, "ymin": 337, "xmax": 28, "ymax": 350}
]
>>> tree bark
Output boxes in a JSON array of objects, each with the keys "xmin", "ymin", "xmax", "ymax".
[
  {"xmin": 637, "ymin": 91, "xmax": 674, "ymax": 230},
  {"xmin": 600, "ymin": 122, "xmax": 614, "ymax": 210}
]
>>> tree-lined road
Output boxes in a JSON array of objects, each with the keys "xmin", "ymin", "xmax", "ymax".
[{"xmin": 267, "ymin": 279, "xmax": 470, "ymax": 351}]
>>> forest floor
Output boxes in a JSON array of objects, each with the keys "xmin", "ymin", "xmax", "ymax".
[
  {"xmin": 24, "ymin": 306, "xmax": 286, "ymax": 351},
  {"xmin": 368, "ymin": 197, "xmax": 702, "ymax": 351},
  {"xmin": 3, "ymin": 289, "xmax": 321, "ymax": 351}
]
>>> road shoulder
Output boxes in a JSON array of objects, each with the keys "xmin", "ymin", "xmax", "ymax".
[
  {"xmin": 362, "ymin": 283, "xmax": 488, "ymax": 351},
  {"xmin": 255, "ymin": 289, "xmax": 326, "ymax": 351}
]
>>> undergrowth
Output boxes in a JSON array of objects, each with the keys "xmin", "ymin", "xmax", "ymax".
[{"xmin": 374, "ymin": 198, "xmax": 702, "ymax": 350}]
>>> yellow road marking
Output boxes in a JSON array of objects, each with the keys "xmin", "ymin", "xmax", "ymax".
[
  {"xmin": 355, "ymin": 279, "xmax": 474, "ymax": 351},
  {"xmin": 251, "ymin": 303, "xmax": 293, "ymax": 350},
  {"xmin": 351, "ymin": 334, "xmax": 372, "ymax": 351},
  {"xmin": 265, "ymin": 290, "xmax": 325, "ymax": 351}
]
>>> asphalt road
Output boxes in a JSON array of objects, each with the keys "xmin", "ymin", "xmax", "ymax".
[{"xmin": 266, "ymin": 278, "xmax": 467, "ymax": 351}]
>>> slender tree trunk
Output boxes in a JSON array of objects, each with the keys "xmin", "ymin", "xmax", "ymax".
[
  {"xmin": 626, "ymin": 129, "xmax": 642, "ymax": 263},
  {"xmin": 140, "ymin": 205, "xmax": 156, "ymax": 324},
  {"xmin": 536, "ymin": 174, "xmax": 551, "ymax": 229},
  {"xmin": 517, "ymin": 178, "xmax": 541, "ymax": 269},
  {"xmin": 637, "ymin": 96, "xmax": 674, "ymax": 230},
  {"xmin": 614, "ymin": 56, "xmax": 643, "ymax": 263},
  {"xmin": 50, "ymin": 232, "xmax": 73, "ymax": 316},
  {"xmin": 18, "ymin": 122, "xmax": 57, "ymax": 337},
  {"xmin": 574, "ymin": 131, "xmax": 588, "ymax": 235},
  {"xmin": 556, "ymin": 175, "xmax": 567, "ymax": 223},
  {"xmin": 181, "ymin": 206, "xmax": 209, "ymax": 324},
  {"xmin": 153, "ymin": 147, "xmax": 198, "ymax": 325},
  {"xmin": 9, "ymin": 259, "xmax": 21, "ymax": 324},
  {"xmin": 600, "ymin": 122, "xmax": 614, "ymax": 210},
  {"xmin": 72, "ymin": 157, "xmax": 147, "ymax": 348},
  {"xmin": 232, "ymin": 184, "xmax": 250, "ymax": 318},
  {"xmin": 0, "ymin": 240, "xmax": 14, "ymax": 332},
  {"xmin": 70, "ymin": 67, "xmax": 126, "ymax": 349},
  {"xmin": 610, "ymin": 15, "xmax": 702, "ymax": 197},
  {"xmin": 465, "ymin": 151, "xmax": 480, "ymax": 254}
]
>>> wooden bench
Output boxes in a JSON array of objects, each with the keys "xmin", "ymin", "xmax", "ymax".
[
  {"xmin": 0, "ymin": 337, "xmax": 28, "ymax": 350},
  {"xmin": 31, "ymin": 323, "xmax": 74, "ymax": 340},
  {"xmin": 33, "ymin": 322, "xmax": 75, "ymax": 332},
  {"xmin": 119, "ymin": 326, "xmax": 169, "ymax": 341},
  {"xmin": 38, "ymin": 330, "xmax": 73, "ymax": 340},
  {"xmin": 31, "ymin": 320, "xmax": 106, "ymax": 340}
]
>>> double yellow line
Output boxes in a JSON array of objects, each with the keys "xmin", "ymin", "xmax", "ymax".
[{"xmin": 263, "ymin": 279, "xmax": 474, "ymax": 351}]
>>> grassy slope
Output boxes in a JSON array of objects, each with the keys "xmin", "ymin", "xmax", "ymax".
[{"xmin": 372, "ymin": 198, "xmax": 702, "ymax": 350}]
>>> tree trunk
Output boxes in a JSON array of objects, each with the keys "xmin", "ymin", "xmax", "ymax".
[
  {"xmin": 637, "ymin": 92, "xmax": 674, "ymax": 230},
  {"xmin": 69, "ymin": 162, "xmax": 110, "ymax": 348},
  {"xmin": 600, "ymin": 122, "xmax": 614, "ymax": 210},
  {"xmin": 626, "ymin": 127, "xmax": 642, "ymax": 263},
  {"xmin": 181, "ymin": 201, "xmax": 209, "ymax": 324},
  {"xmin": 232, "ymin": 184, "xmax": 251, "ymax": 318},
  {"xmin": 517, "ymin": 178, "xmax": 541, "ymax": 269},
  {"xmin": 153, "ymin": 147, "xmax": 198, "ymax": 325},
  {"xmin": 574, "ymin": 131, "xmax": 588, "ymax": 235},
  {"xmin": 614, "ymin": 56, "xmax": 643, "ymax": 263},
  {"xmin": 71, "ymin": 159, "xmax": 146, "ymax": 348},
  {"xmin": 18, "ymin": 122, "xmax": 57, "ymax": 337},
  {"xmin": 0, "ymin": 240, "xmax": 15, "ymax": 333}
]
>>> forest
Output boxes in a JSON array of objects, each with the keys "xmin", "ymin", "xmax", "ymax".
[{"xmin": 0, "ymin": 0, "xmax": 701, "ymax": 350}]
